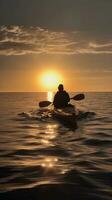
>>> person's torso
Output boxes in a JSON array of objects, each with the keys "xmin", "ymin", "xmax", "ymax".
[{"xmin": 54, "ymin": 91, "xmax": 69, "ymax": 108}]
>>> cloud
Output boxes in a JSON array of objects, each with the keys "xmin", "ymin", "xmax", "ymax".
[{"xmin": 0, "ymin": 26, "xmax": 112, "ymax": 56}]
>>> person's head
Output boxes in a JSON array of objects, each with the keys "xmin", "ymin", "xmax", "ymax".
[{"xmin": 58, "ymin": 84, "xmax": 64, "ymax": 92}]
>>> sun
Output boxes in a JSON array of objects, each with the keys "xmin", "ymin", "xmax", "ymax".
[{"xmin": 40, "ymin": 71, "xmax": 62, "ymax": 91}]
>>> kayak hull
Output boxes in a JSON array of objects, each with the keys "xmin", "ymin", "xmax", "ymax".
[
  {"xmin": 37, "ymin": 106, "xmax": 95, "ymax": 129},
  {"xmin": 52, "ymin": 107, "xmax": 78, "ymax": 129}
]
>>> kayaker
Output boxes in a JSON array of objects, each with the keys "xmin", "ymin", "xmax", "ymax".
[{"xmin": 53, "ymin": 84, "xmax": 70, "ymax": 108}]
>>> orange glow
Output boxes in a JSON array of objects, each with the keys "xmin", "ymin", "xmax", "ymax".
[
  {"xmin": 47, "ymin": 91, "xmax": 53, "ymax": 102},
  {"xmin": 40, "ymin": 70, "xmax": 63, "ymax": 91}
]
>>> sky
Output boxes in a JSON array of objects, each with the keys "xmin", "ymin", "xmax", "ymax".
[{"xmin": 0, "ymin": 0, "xmax": 112, "ymax": 92}]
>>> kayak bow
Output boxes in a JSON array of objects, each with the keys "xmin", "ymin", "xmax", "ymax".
[{"xmin": 52, "ymin": 106, "xmax": 78, "ymax": 129}]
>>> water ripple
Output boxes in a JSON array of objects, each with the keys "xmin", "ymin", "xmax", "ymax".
[{"xmin": 0, "ymin": 92, "xmax": 112, "ymax": 199}]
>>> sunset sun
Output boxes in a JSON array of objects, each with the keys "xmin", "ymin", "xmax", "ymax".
[{"xmin": 40, "ymin": 71, "xmax": 62, "ymax": 91}]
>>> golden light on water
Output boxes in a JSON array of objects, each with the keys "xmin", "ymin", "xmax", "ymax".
[
  {"xmin": 47, "ymin": 91, "xmax": 53, "ymax": 102},
  {"xmin": 41, "ymin": 157, "xmax": 58, "ymax": 168},
  {"xmin": 40, "ymin": 70, "xmax": 62, "ymax": 91}
]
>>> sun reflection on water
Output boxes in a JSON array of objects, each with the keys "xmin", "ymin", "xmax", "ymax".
[
  {"xmin": 44, "ymin": 124, "xmax": 58, "ymax": 140},
  {"xmin": 47, "ymin": 91, "xmax": 54, "ymax": 102},
  {"xmin": 41, "ymin": 156, "xmax": 58, "ymax": 169},
  {"xmin": 40, "ymin": 124, "xmax": 59, "ymax": 170}
]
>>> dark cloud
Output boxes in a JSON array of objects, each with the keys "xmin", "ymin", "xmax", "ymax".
[
  {"xmin": 0, "ymin": 0, "xmax": 112, "ymax": 34},
  {"xmin": 0, "ymin": 1, "xmax": 111, "ymax": 55},
  {"xmin": 0, "ymin": 26, "xmax": 112, "ymax": 56}
]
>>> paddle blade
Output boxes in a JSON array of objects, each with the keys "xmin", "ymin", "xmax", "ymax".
[
  {"xmin": 39, "ymin": 101, "xmax": 52, "ymax": 107},
  {"xmin": 71, "ymin": 93, "xmax": 85, "ymax": 101}
]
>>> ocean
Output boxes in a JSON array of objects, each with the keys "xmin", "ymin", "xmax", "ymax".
[{"xmin": 0, "ymin": 92, "xmax": 112, "ymax": 200}]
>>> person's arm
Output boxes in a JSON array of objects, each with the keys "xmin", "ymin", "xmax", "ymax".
[
  {"xmin": 67, "ymin": 93, "xmax": 70, "ymax": 102},
  {"xmin": 65, "ymin": 91, "xmax": 70, "ymax": 102}
]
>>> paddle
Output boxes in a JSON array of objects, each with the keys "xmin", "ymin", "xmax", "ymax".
[
  {"xmin": 70, "ymin": 93, "xmax": 85, "ymax": 101},
  {"xmin": 39, "ymin": 93, "xmax": 85, "ymax": 108}
]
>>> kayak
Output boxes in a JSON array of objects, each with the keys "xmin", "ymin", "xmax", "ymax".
[
  {"xmin": 52, "ymin": 106, "xmax": 78, "ymax": 129},
  {"xmin": 18, "ymin": 106, "xmax": 95, "ymax": 130},
  {"xmin": 51, "ymin": 106, "xmax": 95, "ymax": 129}
]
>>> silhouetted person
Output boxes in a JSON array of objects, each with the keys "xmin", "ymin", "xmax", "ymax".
[{"xmin": 53, "ymin": 84, "xmax": 70, "ymax": 108}]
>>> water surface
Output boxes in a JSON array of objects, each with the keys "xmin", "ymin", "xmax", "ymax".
[{"xmin": 0, "ymin": 92, "xmax": 112, "ymax": 200}]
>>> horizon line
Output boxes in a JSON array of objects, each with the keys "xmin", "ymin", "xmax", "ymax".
[{"xmin": 0, "ymin": 91, "xmax": 112, "ymax": 93}]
